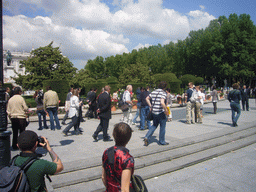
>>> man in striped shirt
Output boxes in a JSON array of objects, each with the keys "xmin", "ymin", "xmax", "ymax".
[{"xmin": 144, "ymin": 81, "xmax": 169, "ymax": 146}]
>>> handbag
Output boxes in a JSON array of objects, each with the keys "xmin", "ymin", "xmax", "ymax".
[
  {"xmin": 120, "ymin": 103, "xmax": 129, "ymax": 112},
  {"xmin": 146, "ymin": 91, "xmax": 160, "ymax": 121}
]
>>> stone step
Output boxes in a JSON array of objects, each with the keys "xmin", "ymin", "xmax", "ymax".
[{"xmin": 51, "ymin": 126, "xmax": 256, "ymax": 191}]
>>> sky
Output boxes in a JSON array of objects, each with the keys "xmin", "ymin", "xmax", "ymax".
[{"xmin": 3, "ymin": 0, "xmax": 256, "ymax": 70}]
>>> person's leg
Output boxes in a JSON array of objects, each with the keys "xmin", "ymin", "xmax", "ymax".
[
  {"xmin": 241, "ymin": 99, "xmax": 245, "ymax": 111},
  {"xmin": 145, "ymin": 107, "xmax": 151, "ymax": 129},
  {"xmin": 140, "ymin": 107, "xmax": 146, "ymax": 130},
  {"xmin": 53, "ymin": 107, "xmax": 61, "ymax": 130},
  {"xmin": 246, "ymin": 99, "xmax": 249, "ymax": 111},
  {"xmin": 213, "ymin": 102, "xmax": 217, "ymax": 114},
  {"xmin": 73, "ymin": 116, "xmax": 81, "ymax": 134},
  {"xmin": 42, "ymin": 111, "xmax": 48, "ymax": 129},
  {"xmin": 186, "ymin": 102, "xmax": 191, "ymax": 124},
  {"xmin": 102, "ymin": 118, "xmax": 110, "ymax": 140},
  {"xmin": 37, "ymin": 111, "xmax": 43, "ymax": 130},
  {"xmin": 145, "ymin": 113, "xmax": 159, "ymax": 141},
  {"xmin": 93, "ymin": 118, "xmax": 103, "ymax": 139},
  {"xmin": 230, "ymin": 103, "xmax": 235, "ymax": 125},
  {"xmin": 63, "ymin": 116, "xmax": 75, "ymax": 134},
  {"xmin": 158, "ymin": 112, "xmax": 168, "ymax": 145},
  {"xmin": 11, "ymin": 118, "xmax": 19, "ymax": 149},
  {"xmin": 191, "ymin": 103, "xmax": 195, "ymax": 124},
  {"xmin": 196, "ymin": 103, "xmax": 202, "ymax": 123},
  {"xmin": 47, "ymin": 108, "xmax": 55, "ymax": 130},
  {"xmin": 62, "ymin": 111, "xmax": 69, "ymax": 124},
  {"xmin": 234, "ymin": 103, "xmax": 241, "ymax": 125}
]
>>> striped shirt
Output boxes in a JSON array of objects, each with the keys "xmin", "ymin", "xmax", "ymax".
[{"xmin": 149, "ymin": 89, "xmax": 166, "ymax": 115}]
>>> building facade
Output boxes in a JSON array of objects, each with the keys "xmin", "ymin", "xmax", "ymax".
[{"xmin": 3, "ymin": 50, "xmax": 29, "ymax": 84}]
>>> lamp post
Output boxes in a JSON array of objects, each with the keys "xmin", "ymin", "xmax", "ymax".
[{"xmin": 0, "ymin": 0, "xmax": 12, "ymax": 168}]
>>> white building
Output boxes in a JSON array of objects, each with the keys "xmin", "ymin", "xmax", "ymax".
[{"xmin": 3, "ymin": 50, "xmax": 30, "ymax": 84}]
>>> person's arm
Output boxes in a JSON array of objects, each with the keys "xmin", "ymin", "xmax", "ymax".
[
  {"xmin": 121, "ymin": 168, "xmax": 132, "ymax": 192},
  {"xmin": 146, "ymin": 96, "xmax": 151, "ymax": 108},
  {"xmin": 40, "ymin": 136, "xmax": 64, "ymax": 174},
  {"xmin": 102, "ymin": 166, "xmax": 107, "ymax": 188}
]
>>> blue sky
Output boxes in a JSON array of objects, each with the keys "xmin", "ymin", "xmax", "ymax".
[{"xmin": 3, "ymin": 0, "xmax": 256, "ymax": 70}]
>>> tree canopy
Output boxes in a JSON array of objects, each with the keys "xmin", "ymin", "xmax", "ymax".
[{"xmin": 15, "ymin": 42, "xmax": 77, "ymax": 90}]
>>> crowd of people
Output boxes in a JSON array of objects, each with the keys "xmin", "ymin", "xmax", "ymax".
[{"xmin": 3, "ymin": 82, "xmax": 255, "ymax": 191}]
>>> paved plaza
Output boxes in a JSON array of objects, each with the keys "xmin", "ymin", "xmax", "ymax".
[{"xmin": 8, "ymin": 99, "xmax": 256, "ymax": 191}]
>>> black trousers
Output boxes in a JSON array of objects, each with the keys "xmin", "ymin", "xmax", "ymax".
[
  {"xmin": 242, "ymin": 99, "xmax": 249, "ymax": 111},
  {"xmin": 11, "ymin": 118, "xmax": 26, "ymax": 149},
  {"xmin": 93, "ymin": 117, "xmax": 109, "ymax": 140}
]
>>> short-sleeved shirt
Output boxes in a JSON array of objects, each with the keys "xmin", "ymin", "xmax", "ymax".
[
  {"xmin": 15, "ymin": 156, "xmax": 57, "ymax": 192},
  {"xmin": 123, "ymin": 90, "xmax": 131, "ymax": 104},
  {"xmin": 149, "ymin": 89, "xmax": 167, "ymax": 115},
  {"xmin": 102, "ymin": 146, "xmax": 134, "ymax": 192}
]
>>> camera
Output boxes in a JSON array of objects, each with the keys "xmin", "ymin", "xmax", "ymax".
[{"xmin": 37, "ymin": 136, "xmax": 45, "ymax": 146}]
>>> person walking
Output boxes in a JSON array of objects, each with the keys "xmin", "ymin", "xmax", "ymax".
[
  {"xmin": 7, "ymin": 87, "xmax": 28, "ymax": 150},
  {"xmin": 62, "ymin": 87, "xmax": 73, "ymax": 125},
  {"xmin": 228, "ymin": 83, "xmax": 242, "ymax": 127},
  {"xmin": 166, "ymin": 88, "xmax": 173, "ymax": 122},
  {"xmin": 122, "ymin": 85, "xmax": 133, "ymax": 125},
  {"xmin": 43, "ymin": 86, "xmax": 61, "ymax": 131},
  {"xmin": 132, "ymin": 87, "xmax": 142, "ymax": 125},
  {"xmin": 194, "ymin": 86, "xmax": 202, "ymax": 124},
  {"xmin": 92, "ymin": 85, "xmax": 113, "ymax": 142},
  {"xmin": 34, "ymin": 90, "xmax": 48, "ymax": 130},
  {"xmin": 102, "ymin": 122, "xmax": 134, "ymax": 192},
  {"xmin": 144, "ymin": 81, "xmax": 169, "ymax": 146},
  {"xmin": 63, "ymin": 89, "xmax": 83, "ymax": 135},
  {"xmin": 139, "ymin": 87, "xmax": 151, "ymax": 130},
  {"xmin": 241, "ymin": 85, "xmax": 250, "ymax": 111},
  {"xmin": 211, "ymin": 86, "xmax": 218, "ymax": 114}
]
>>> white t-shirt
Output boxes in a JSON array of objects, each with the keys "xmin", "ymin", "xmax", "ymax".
[{"xmin": 68, "ymin": 95, "xmax": 79, "ymax": 117}]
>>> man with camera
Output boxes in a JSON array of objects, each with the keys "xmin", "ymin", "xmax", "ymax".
[{"xmin": 14, "ymin": 130, "xmax": 64, "ymax": 192}]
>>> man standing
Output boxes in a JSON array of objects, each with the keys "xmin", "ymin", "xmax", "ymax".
[
  {"xmin": 62, "ymin": 87, "xmax": 73, "ymax": 125},
  {"xmin": 186, "ymin": 82, "xmax": 195, "ymax": 124},
  {"xmin": 43, "ymin": 86, "xmax": 61, "ymax": 130},
  {"xmin": 7, "ymin": 87, "xmax": 28, "ymax": 150},
  {"xmin": 144, "ymin": 81, "xmax": 169, "ymax": 146},
  {"xmin": 139, "ymin": 87, "xmax": 150, "ymax": 130},
  {"xmin": 228, "ymin": 83, "xmax": 242, "ymax": 127},
  {"xmin": 92, "ymin": 85, "xmax": 112, "ymax": 142},
  {"xmin": 122, "ymin": 85, "xmax": 133, "ymax": 124},
  {"xmin": 15, "ymin": 130, "xmax": 63, "ymax": 191},
  {"xmin": 194, "ymin": 86, "xmax": 202, "ymax": 124},
  {"xmin": 211, "ymin": 86, "xmax": 218, "ymax": 114},
  {"xmin": 241, "ymin": 85, "xmax": 249, "ymax": 111}
]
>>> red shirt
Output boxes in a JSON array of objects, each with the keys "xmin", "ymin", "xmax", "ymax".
[{"xmin": 102, "ymin": 146, "xmax": 134, "ymax": 192}]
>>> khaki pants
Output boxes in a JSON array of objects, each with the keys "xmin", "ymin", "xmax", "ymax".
[
  {"xmin": 186, "ymin": 101, "xmax": 195, "ymax": 124},
  {"xmin": 195, "ymin": 102, "xmax": 202, "ymax": 123}
]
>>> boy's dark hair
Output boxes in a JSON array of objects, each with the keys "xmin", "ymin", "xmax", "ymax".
[
  {"xmin": 233, "ymin": 83, "xmax": 239, "ymax": 89},
  {"xmin": 158, "ymin": 81, "xmax": 167, "ymax": 89},
  {"xmin": 113, "ymin": 122, "xmax": 132, "ymax": 146},
  {"xmin": 18, "ymin": 130, "xmax": 38, "ymax": 151},
  {"xmin": 14, "ymin": 87, "xmax": 22, "ymax": 95}
]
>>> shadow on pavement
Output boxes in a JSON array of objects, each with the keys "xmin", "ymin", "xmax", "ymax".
[{"xmin": 218, "ymin": 122, "xmax": 233, "ymax": 126}]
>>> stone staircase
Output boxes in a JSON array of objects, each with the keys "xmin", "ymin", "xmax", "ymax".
[{"xmin": 52, "ymin": 125, "xmax": 256, "ymax": 192}]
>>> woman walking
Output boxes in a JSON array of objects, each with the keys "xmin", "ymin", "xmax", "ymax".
[{"xmin": 62, "ymin": 89, "xmax": 83, "ymax": 135}]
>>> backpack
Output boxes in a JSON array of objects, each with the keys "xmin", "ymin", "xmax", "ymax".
[
  {"xmin": 0, "ymin": 155, "xmax": 37, "ymax": 192},
  {"xmin": 118, "ymin": 92, "xmax": 125, "ymax": 108},
  {"xmin": 190, "ymin": 89, "xmax": 197, "ymax": 103},
  {"xmin": 107, "ymin": 147, "xmax": 148, "ymax": 192}
]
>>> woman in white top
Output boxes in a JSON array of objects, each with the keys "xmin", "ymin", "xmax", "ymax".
[{"xmin": 62, "ymin": 89, "xmax": 83, "ymax": 135}]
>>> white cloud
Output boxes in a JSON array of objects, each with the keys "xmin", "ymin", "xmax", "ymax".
[
  {"xmin": 3, "ymin": 0, "xmax": 216, "ymax": 69},
  {"xmin": 3, "ymin": 15, "xmax": 129, "ymax": 63},
  {"xmin": 133, "ymin": 43, "xmax": 151, "ymax": 50}
]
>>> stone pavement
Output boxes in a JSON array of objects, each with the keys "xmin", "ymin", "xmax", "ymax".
[{"xmin": 8, "ymin": 99, "xmax": 256, "ymax": 191}]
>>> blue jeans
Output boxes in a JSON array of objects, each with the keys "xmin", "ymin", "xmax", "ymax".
[
  {"xmin": 63, "ymin": 115, "xmax": 79, "ymax": 133},
  {"xmin": 230, "ymin": 102, "xmax": 241, "ymax": 125},
  {"xmin": 46, "ymin": 107, "xmax": 61, "ymax": 130},
  {"xmin": 132, "ymin": 102, "xmax": 141, "ymax": 123},
  {"xmin": 37, "ymin": 110, "xmax": 48, "ymax": 129},
  {"xmin": 140, "ymin": 106, "xmax": 150, "ymax": 130},
  {"xmin": 145, "ymin": 112, "xmax": 167, "ymax": 144}
]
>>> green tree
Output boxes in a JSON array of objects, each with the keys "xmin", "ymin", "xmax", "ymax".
[{"xmin": 15, "ymin": 42, "xmax": 77, "ymax": 90}]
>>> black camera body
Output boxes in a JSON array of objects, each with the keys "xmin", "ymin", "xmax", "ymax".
[{"xmin": 37, "ymin": 136, "xmax": 45, "ymax": 146}]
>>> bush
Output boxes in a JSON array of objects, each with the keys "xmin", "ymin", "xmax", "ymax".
[
  {"xmin": 195, "ymin": 77, "xmax": 204, "ymax": 85},
  {"xmin": 24, "ymin": 97, "xmax": 37, "ymax": 108},
  {"xmin": 169, "ymin": 80, "xmax": 182, "ymax": 94},
  {"xmin": 180, "ymin": 74, "xmax": 196, "ymax": 85}
]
